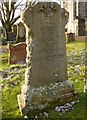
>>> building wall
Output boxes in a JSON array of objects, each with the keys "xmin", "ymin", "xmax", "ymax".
[
  {"xmin": 64, "ymin": 0, "xmax": 87, "ymax": 36},
  {"xmin": 64, "ymin": 0, "xmax": 78, "ymax": 35},
  {"xmin": 74, "ymin": 1, "xmax": 87, "ymax": 19}
]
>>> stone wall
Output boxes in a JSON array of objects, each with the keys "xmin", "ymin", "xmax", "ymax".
[{"xmin": 8, "ymin": 42, "xmax": 26, "ymax": 64}]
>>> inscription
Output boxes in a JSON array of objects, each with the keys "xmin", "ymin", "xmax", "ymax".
[{"xmin": 32, "ymin": 54, "xmax": 65, "ymax": 62}]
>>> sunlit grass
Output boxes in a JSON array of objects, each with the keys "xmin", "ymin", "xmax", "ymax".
[{"xmin": 66, "ymin": 41, "xmax": 85, "ymax": 51}]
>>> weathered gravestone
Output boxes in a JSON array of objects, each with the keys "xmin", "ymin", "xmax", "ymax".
[
  {"xmin": 18, "ymin": 2, "xmax": 75, "ymax": 115},
  {"xmin": 8, "ymin": 42, "xmax": 26, "ymax": 64}
]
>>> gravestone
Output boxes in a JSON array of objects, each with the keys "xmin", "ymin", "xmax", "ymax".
[
  {"xmin": 8, "ymin": 31, "xmax": 16, "ymax": 44},
  {"xmin": 8, "ymin": 42, "xmax": 26, "ymax": 64},
  {"xmin": 16, "ymin": 22, "xmax": 26, "ymax": 42},
  {"xmin": 18, "ymin": 2, "xmax": 75, "ymax": 115},
  {"xmin": 12, "ymin": 25, "xmax": 17, "ymax": 35},
  {"xmin": 67, "ymin": 33, "xmax": 75, "ymax": 42}
]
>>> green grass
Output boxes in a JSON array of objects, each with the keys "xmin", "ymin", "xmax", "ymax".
[
  {"xmin": 49, "ymin": 93, "xmax": 86, "ymax": 119},
  {"xmin": 1, "ymin": 40, "xmax": 87, "ymax": 119},
  {"xmin": 66, "ymin": 41, "xmax": 85, "ymax": 51},
  {"xmin": 2, "ymin": 85, "xmax": 23, "ymax": 118},
  {"xmin": 10, "ymin": 64, "xmax": 21, "ymax": 69},
  {"xmin": 0, "ymin": 45, "xmax": 9, "ymax": 70}
]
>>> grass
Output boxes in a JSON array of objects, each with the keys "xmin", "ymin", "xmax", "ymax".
[
  {"xmin": 66, "ymin": 41, "xmax": 85, "ymax": 51},
  {"xmin": 0, "ymin": 45, "xmax": 9, "ymax": 70},
  {"xmin": 0, "ymin": 40, "xmax": 87, "ymax": 119}
]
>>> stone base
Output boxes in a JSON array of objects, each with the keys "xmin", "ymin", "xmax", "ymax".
[
  {"xmin": 17, "ymin": 94, "xmax": 26, "ymax": 115},
  {"xmin": 17, "ymin": 80, "xmax": 76, "ymax": 115}
]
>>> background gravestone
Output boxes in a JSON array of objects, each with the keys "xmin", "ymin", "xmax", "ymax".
[
  {"xmin": 8, "ymin": 31, "xmax": 16, "ymax": 44},
  {"xmin": 18, "ymin": 2, "xmax": 75, "ymax": 115},
  {"xmin": 8, "ymin": 42, "xmax": 26, "ymax": 64},
  {"xmin": 12, "ymin": 25, "xmax": 17, "ymax": 35},
  {"xmin": 16, "ymin": 22, "xmax": 26, "ymax": 43}
]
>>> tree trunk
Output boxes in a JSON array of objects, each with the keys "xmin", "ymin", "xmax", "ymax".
[
  {"xmin": 5, "ymin": 31, "xmax": 9, "ymax": 41},
  {"xmin": 5, "ymin": 25, "xmax": 12, "ymax": 41}
]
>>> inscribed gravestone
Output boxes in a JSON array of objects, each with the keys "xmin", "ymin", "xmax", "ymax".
[
  {"xmin": 18, "ymin": 2, "xmax": 74, "ymax": 115},
  {"xmin": 24, "ymin": 2, "xmax": 68, "ymax": 87}
]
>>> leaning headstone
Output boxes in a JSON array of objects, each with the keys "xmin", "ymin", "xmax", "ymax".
[{"xmin": 18, "ymin": 2, "xmax": 75, "ymax": 115}]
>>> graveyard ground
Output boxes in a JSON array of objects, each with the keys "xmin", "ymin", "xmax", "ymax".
[{"xmin": 0, "ymin": 40, "xmax": 87, "ymax": 119}]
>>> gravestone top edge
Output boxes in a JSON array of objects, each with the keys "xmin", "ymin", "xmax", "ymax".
[{"xmin": 22, "ymin": 2, "xmax": 68, "ymax": 28}]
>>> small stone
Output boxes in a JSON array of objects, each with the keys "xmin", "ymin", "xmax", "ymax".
[
  {"xmin": 65, "ymin": 103, "xmax": 72, "ymax": 107},
  {"xmin": 65, "ymin": 108, "xmax": 69, "ymax": 112},
  {"xmin": 43, "ymin": 112, "xmax": 49, "ymax": 118},
  {"xmin": 60, "ymin": 106, "xmax": 64, "ymax": 109},
  {"xmin": 75, "ymin": 80, "xmax": 78, "ymax": 83},
  {"xmin": 55, "ymin": 106, "xmax": 60, "ymax": 112},
  {"xmin": 14, "ymin": 68, "xmax": 20, "ymax": 71},
  {"xmin": 35, "ymin": 115, "xmax": 38, "ymax": 119},
  {"xmin": 10, "ymin": 74, "xmax": 15, "ymax": 78},
  {"xmin": 70, "ymin": 101, "xmax": 75, "ymax": 105},
  {"xmin": 76, "ymin": 100, "xmax": 80, "ymax": 103},
  {"xmin": 68, "ymin": 107, "xmax": 73, "ymax": 110},
  {"xmin": 61, "ymin": 108, "xmax": 65, "ymax": 112},
  {"xmin": 24, "ymin": 116, "xmax": 28, "ymax": 119},
  {"xmin": 1, "ymin": 83, "xmax": 4, "ymax": 88},
  {"xmin": 62, "ymin": 110, "xmax": 65, "ymax": 113},
  {"xmin": 59, "ymin": 113, "xmax": 62, "ymax": 116},
  {"xmin": 4, "ymin": 77, "xmax": 9, "ymax": 81},
  {"xmin": 17, "ymin": 80, "xmax": 21, "ymax": 83},
  {"xmin": 64, "ymin": 105, "xmax": 69, "ymax": 109},
  {"xmin": 15, "ymin": 82, "xmax": 18, "ymax": 85}
]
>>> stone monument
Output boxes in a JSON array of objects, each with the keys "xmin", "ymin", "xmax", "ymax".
[
  {"xmin": 16, "ymin": 22, "xmax": 26, "ymax": 42},
  {"xmin": 8, "ymin": 42, "xmax": 26, "ymax": 64},
  {"xmin": 8, "ymin": 31, "xmax": 16, "ymax": 44},
  {"xmin": 18, "ymin": 2, "xmax": 75, "ymax": 115}
]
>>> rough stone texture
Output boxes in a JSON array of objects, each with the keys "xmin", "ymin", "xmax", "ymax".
[
  {"xmin": 24, "ymin": 2, "xmax": 68, "ymax": 87},
  {"xmin": 8, "ymin": 42, "xmax": 26, "ymax": 64},
  {"xmin": 18, "ymin": 2, "xmax": 75, "ymax": 115}
]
